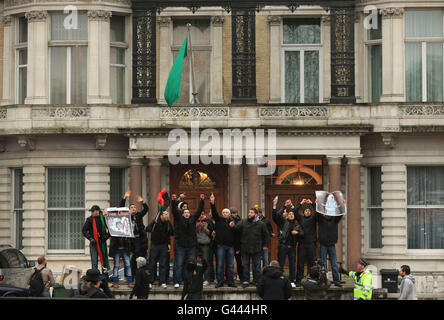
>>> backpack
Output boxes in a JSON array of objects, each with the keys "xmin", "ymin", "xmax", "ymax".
[{"xmin": 29, "ymin": 267, "xmax": 46, "ymax": 297}]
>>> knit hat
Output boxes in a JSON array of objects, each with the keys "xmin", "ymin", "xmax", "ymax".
[{"xmin": 136, "ymin": 256, "xmax": 147, "ymax": 269}]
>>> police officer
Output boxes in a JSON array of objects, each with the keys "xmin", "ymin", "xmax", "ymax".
[{"xmin": 339, "ymin": 258, "xmax": 372, "ymax": 300}]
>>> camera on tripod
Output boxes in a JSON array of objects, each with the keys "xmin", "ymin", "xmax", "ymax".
[{"xmin": 313, "ymin": 258, "xmax": 327, "ymax": 285}]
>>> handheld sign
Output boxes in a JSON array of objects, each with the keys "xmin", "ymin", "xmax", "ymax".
[
  {"xmin": 103, "ymin": 207, "xmax": 134, "ymax": 238},
  {"xmin": 315, "ymin": 191, "xmax": 347, "ymax": 216}
]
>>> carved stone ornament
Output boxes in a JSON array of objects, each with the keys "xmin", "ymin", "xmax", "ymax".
[
  {"xmin": 25, "ymin": 10, "xmax": 48, "ymax": 22},
  {"xmin": 96, "ymin": 135, "xmax": 107, "ymax": 150},
  {"xmin": 157, "ymin": 16, "xmax": 171, "ymax": 27},
  {"xmin": 87, "ymin": 10, "xmax": 112, "ymax": 21},
  {"xmin": 321, "ymin": 15, "xmax": 330, "ymax": 24},
  {"xmin": 267, "ymin": 15, "xmax": 281, "ymax": 26},
  {"xmin": 260, "ymin": 106, "xmax": 328, "ymax": 118},
  {"xmin": 381, "ymin": 133, "xmax": 396, "ymax": 149},
  {"xmin": 5, "ymin": 0, "xmax": 33, "ymax": 8},
  {"xmin": 17, "ymin": 137, "xmax": 35, "ymax": 151},
  {"xmin": 211, "ymin": 16, "xmax": 225, "ymax": 26},
  {"xmin": 0, "ymin": 16, "xmax": 12, "ymax": 26},
  {"xmin": 0, "ymin": 109, "xmax": 6, "ymax": 119},
  {"xmin": 380, "ymin": 8, "xmax": 404, "ymax": 18},
  {"xmin": 160, "ymin": 106, "xmax": 229, "ymax": 119},
  {"xmin": 400, "ymin": 105, "xmax": 444, "ymax": 117},
  {"xmin": 32, "ymin": 107, "xmax": 91, "ymax": 118}
]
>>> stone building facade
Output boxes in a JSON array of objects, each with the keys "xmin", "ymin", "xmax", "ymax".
[{"xmin": 1, "ymin": 0, "xmax": 444, "ymax": 295}]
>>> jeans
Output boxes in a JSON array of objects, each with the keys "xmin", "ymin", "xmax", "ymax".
[
  {"xmin": 113, "ymin": 249, "xmax": 133, "ymax": 284},
  {"xmin": 216, "ymin": 245, "xmax": 235, "ymax": 285},
  {"xmin": 261, "ymin": 249, "xmax": 269, "ymax": 269},
  {"xmin": 198, "ymin": 244, "xmax": 212, "ymax": 282},
  {"xmin": 173, "ymin": 245, "xmax": 195, "ymax": 284},
  {"xmin": 241, "ymin": 252, "xmax": 262, "ymax": 284},
  {"xmin": 42, "ymin": 290, "xmax": 51, "ymax": 298},
  {"xmin": 148, "ymin": 243, "xmax": 169, "ymax": 284},
  {"xmin": 296, "ymin": 243, "xmax": 316, "ymax": 283},
  {"xmin": 278, "ymin": 245, "xmax": 296, "ymax": 282},
  {"xmin": 234, "ymin": 251, "xmax": 243, "ymax": 282},
  {"xmin": 89, "ymin": 242, "xmax": 98, "ymax": 270},
  {"xmin": 320, "ymin": 244, "xmax": 340, "ymax": 283}
]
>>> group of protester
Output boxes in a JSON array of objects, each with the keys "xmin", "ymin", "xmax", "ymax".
[{"xmin": 26, "ymin": 189, "xmax": 418, "ymax": 300}]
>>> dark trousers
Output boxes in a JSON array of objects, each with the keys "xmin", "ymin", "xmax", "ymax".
[
  {"xmin": 241, "ymin": 252, "xmax": 262, "ymax": 284},
  {"xmin": 234, "ymin": 251, "xmax": 243, "ymax": 282},
  {"xmin": 131, "ymin": 235, "xmax": 148, "ymax": 277},
  {"xmin": 148, "ymin": 243, "xmax": 169, "ymax": 284},
  {"xmin": 296, "ymin": 243, "xmax": 316, "ymax": 283},
  {"xmin": 197, "ymin": 244, "xmax": 211, "ymax": 282},
  {"xmin": 278, "ymin": 245, "xmax": 296, "ymax": 282}
]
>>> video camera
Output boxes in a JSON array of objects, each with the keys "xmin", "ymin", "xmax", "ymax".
[{"xmin": 313, "ymin": 258, "xmax": 328, "ymax": 286}]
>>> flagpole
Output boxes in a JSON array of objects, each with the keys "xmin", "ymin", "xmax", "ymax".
[{"xmin": 186, "ymin": 23, "xmax": 200, "ymax": 105}]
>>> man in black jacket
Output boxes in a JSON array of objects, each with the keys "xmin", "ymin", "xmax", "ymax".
[
  {"xmin": 181, "ymin": 256, "xmax": 208, "ymax": 300},
  {"xmin": 256, "ymin": 208, "xmax": 274, "ymax": 269},
  {"xmin": 272, "ymin": 197, "xmax": 304, "ymax": 287},
  {"xmin": 316, "ymin": 198, "xmax": 343, "ymax": 287},
  {"xmin": 290, "ymin": 198, "xmax": 317, "ymax": 287},
  {"xmin": 146, "ymin": 210, "xmax": 174, "ymax": 288},
  {"xmin": 235, "ymin": 208, "xmax": 270, "ymax": 288},
  {"xmin": 82, "ymin": 205, "xmax": 110, "ymax": 270},
  {"xmin": 230, "ymin": 207, "xmax": 244, "ymax": 283},
  {"xmin": 257, "ymin": 260, "xmax": 292, "ymax": 300},
  {"xmin": 119, "ymin": 190, "xmax": 149, "ymax": 277},
  {"xmin": 171, "ymin": 193, "xmax": 204, "ymax": 288},
  {"xmin": 130, "ymin": 257, "xmax": 151, "ymax": 299},
  {"xmin": 209, "ymin": 193, "xmax": 237, "ymax": 288}
]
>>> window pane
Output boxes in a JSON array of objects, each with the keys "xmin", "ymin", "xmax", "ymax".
[
  {"xmin": 51, "ymin": 12, "xmax": 88, "ymax": 40},
  {"xmin": 50, "ymin": 47, "xmax": 67, "ymax": 104},
  {"xmin": 110, "ymin": 47, "xmax": 125, "ymax": 65},
  {"xmin": 111, "ymin": 66, "xmax": 125, "ymax": 104},
  {"xmin": 18, "ymin": 17, "xmax": 27, "ymax": 43},
  {"xmin": 48, "ymin": 168, "xmax": 84, "ymax": 208},
  {"xmin": 18, "ymin": 49, "xmax": 27, "ymax": 65},
  {"xmin": 110, "ymin": 168, "xmax": 125, "ymax": 207},
  {"xmin": 408, "ymin": 208, "xmax": 444, "ymax": 249},
  {"xmin": 15, "ymin": 210, "xmax": 23, "ymax": 250},
  {"xmin": 427, "ymin": 42, "xmax": 443, "ymax": 102},
  {"xmin": 110, "ymin": 15, "xmax": 125, "ymax": 42},
  {"xmin": 407, "ymin": 167, "xmax": 426, "ymax": 205},
  {"xmin": 71, "ymin": 46, "xmax": 87, "ymax": 104},
  {"xmin": 285, "ymin": 51, "xmax": 300, "ymax": 103},
  {"xmin": 18, "ymin": 67, "xmax": 27, "ymax": 104},
  {"xmin": 68, "ymin": 168, "xmax": 85, "ymax": 208},
  {"xmin": 425, "ymin": 167, "xmax": 444, "ymax": 205},
  {"xmin": 370, "ymin": 208, "xmax": 382, "ymax": 248},
  {"xmin": 405, "ymin": 10, "xmax": 443, "ymax": 38},
  {"xmin": 283, "ymin": 19, "xmax": 320, "ymax": 44},
  {"xmin": 304, "ymin": 51, "xmax": 319, "ymax": 103},
  {"xmin": 370, "ymin": 44, "xmax": 382, "ymax": 102},
  {"xmin": 369, "ymin": 14, "xmax": 382, "ymax": 40},
  {"xmin": 48, "ymin": 210, "xmax": 84, "ymax": 250},
  {"xmin": 405, "ymin": 42, "xmax": 422, "ymax": 102},
  {"xmin": 368, "ymin": 167, "xmax": 382, "ymax": 206},
  {"xmin": 14, "ymin": 168, "xmax": 23, "ymax": 209}
]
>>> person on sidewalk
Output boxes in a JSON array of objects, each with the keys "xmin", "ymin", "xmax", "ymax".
[
  {"xmin": 256, "ymin": 260, "xmax": 292, "ymax": 300},
  {"xmin": 234, "ymin": 208, "xmax": 270, "ymax": 288},
  {"xmin": 340, "ymin": 258, "xmax": 373, "ymax": 300},
  {"xmin": 146, "ymin": 210, "xmax": 174, "ymax": 288},
  {"xmin": 28, "ymin": 256, "xmax": 55, "ymax": 297},
  {"xmin": 209, "ymin": 193, "xmax": 237, "ymax": 288},
  {"xmin": 399, "ymin": 265, "xmax": 418, "ymax": 300}
]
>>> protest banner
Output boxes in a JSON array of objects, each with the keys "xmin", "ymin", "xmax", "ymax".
[
  {"xmin": 315, "ymin": 190, "xmax": 347, "ymax": 216},
  {"xmin": 103, "ymin": 207, "xmax": 134, "ymax": 237}
]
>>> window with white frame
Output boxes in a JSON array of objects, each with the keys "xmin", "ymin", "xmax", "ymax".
[
  {"xmin": 407, "ymin": 167, "xmax": 444, "ymax": 249},
  {"xmin": 110, "ymin": 15, "xmax": 127, "ymax": 104},
  {"xmin": 367, "ymin": 167, "xmax": 382, "ymax": 249},
  {"xmin": 110, "ymin": 167, "xmax": 126, "ymax": 207},
  {"xmin": 16, "ymin": 16, "xmax": 27, "ymax": 104},
  {"xmin": 47, "ymin": 168, "xmax": 85, "ymax": 251},
  {"xmin": 282, "ymin": 18, "xmax": 322, "ymax": 103},
  {"xmin": 172, "ymin": 18, "xmax": 211, "ymax": 104},
  {"xmin": 49, "ymin": 12, "xmax": 88, "ymax": 104},
  {"xmin": 405, "ymin": 10, "xmax": 444, "ymax": 102},
  {"xmin": 366, "ymin": 14, "xmax": 382, "ymax": 102},
  {"xmin": 13, "ymin": 168, "xmax": 24, "ymax": 250}
]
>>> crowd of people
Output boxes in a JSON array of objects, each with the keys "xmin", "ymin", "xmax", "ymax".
[{"xmin": 26, "ymin": 189, "xmax": 418, "ymax": 300}]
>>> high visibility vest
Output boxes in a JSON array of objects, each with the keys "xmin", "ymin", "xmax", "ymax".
[{"xmin": 349, "ymin": 270, "xmax": 372, "ymax": 300}]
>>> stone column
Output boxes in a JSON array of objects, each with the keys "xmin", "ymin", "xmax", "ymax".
[
  {"xmin": 0, "ymin": 167, "xmax": 11, "ymax": 244},
  {"xmin": 25, "ymin": 11, "xmax": 48, "ymax": 104},
  {"xmin": 346, "ymin": 157, "xmax": 362, "ymax": 269},
  {"xmin": 1, "ymin": 16, "xmax": 14, "ymax": 105},
  {"xmin": 380, "ymin": 8, "xmax": 405, "ymax": 102},
  {"xmin": 158, "ymin": 17, "xmax": 172, "ymax": 105},
  {"xmin": 268, "ymin": 16, "xmax": 281, "ymax": 103},
  {"xmin": 229, "ymin": 164, "xmax": 242, "ymax": 216},
  {"xmin": 210, "ymin": 16, "xmax": 225, "ymax": 104},
  {"xmin": 87, "ymin": 10, "xmax": 112, "ymax": 104},
  {"xmin": 328, "ymin": 157, "xmax": 343, "ymax": 262},
  {"xmin": 22, "ymin": 164, "xmax": 45, "ymax": 258},
  {"xmin": 247, "ymin": 164, "xmax": 261, "ymax": 210},
  {"xmin": 148, "ymin": 157, "xmax": 162, "ymax": 222},
  {"xmin": 129, "ymin": 158, "xmax": 143, "ymax": 210}
]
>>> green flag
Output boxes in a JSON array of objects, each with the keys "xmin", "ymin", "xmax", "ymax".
[{"xmin": 164, "ymin": 34, "xmax": 188, "ymax": 107}]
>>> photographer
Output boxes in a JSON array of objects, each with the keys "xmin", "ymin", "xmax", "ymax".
[{"xmin": 301, "ymin": 263, "xmax": 330, "ymax": 300}]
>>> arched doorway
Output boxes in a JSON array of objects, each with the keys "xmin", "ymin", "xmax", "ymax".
[{"xmin": 265, "ymin": 159, "xmax": 324, "ymax": 263}]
